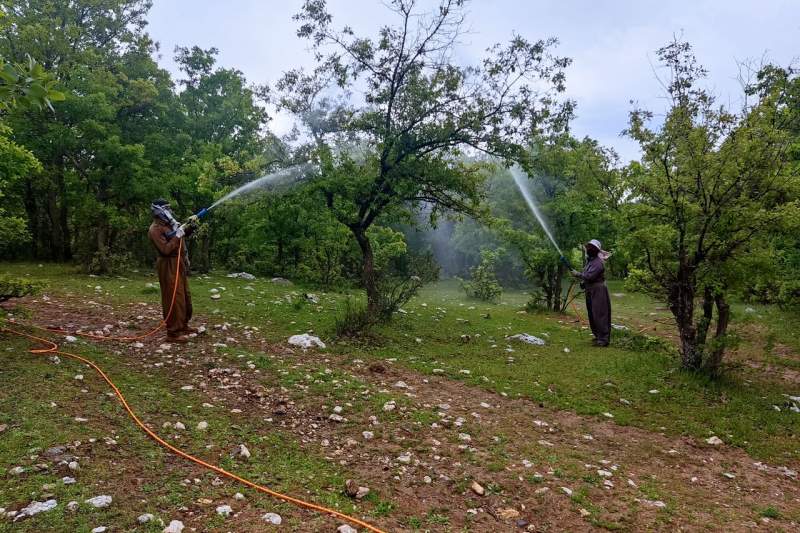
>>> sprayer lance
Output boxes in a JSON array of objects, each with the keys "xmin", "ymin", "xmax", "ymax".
[
  {"xmin": 166, "ymin": 207, "xmax": 210, "ymax": 239},
  {"xmin": 559, "ymin": 255, "xmax": 572, "ymax": 270}
]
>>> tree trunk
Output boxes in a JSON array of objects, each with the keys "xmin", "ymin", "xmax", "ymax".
[
  {"xmin": 351, "ymin": 225, "xmax": 380, "ymax": 315},
  {"xmin": 695, "ymin": 287, "xmax": 714, "ymax": 347},
  {"xmin": 670, "ymin": 266, "xmax": 700, "ymax": 370},
  {"xmin": 705, "ymin": 294, "xmax": 731, "ymax": 376}
]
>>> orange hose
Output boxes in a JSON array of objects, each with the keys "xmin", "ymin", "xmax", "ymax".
[
  {"xmin": 46, "ymin": 239, "xmax": 185, "ymax": 341},
  {"xmin": 2, "ymin": 327, "xmax": 387, "ymax": 533},
  {"xmin": 2, "ymin": 235, "xmax": 387, "ymax": 532}
]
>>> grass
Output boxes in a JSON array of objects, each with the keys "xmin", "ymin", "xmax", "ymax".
[
  {"xmin": 0, "ymin": 332, "xmax": 358, "ymax": 531},
  {"xmin": 2, "ymin": 263, "xmax": 799, "ymax": 466}
]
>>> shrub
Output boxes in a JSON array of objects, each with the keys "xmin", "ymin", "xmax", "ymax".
[
  {"xmin": 461, "ymin": 250, "xmax": 503, "ymax": 302},
  {"xmin": 0, "ymin": 275, "xmax": 41, "ymax": 302},
  {"xmin": 334, "ymin": 297, "xmax": 374, "ymax": 337}
]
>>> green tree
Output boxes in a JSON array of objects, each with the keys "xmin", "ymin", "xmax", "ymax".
[
  {"xmin": 622, "ymin": 40, "xmax": 800, "ymax": 375},
  {"xmin": 280, "ymin": 0, "xmax": 572, "ymax": 315}
]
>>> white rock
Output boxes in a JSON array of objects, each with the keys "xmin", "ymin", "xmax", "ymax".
[
  {"xmin": 173, "ymin": 422, "xmax": 186, "ymax": 431},
  {"xmin": 262, "ymin": 512, "xmax": 282, "ymax": 524},
  {"xmin": 561, "ymin": 487, "xmax": 573, "ymax": 496},
  {"xmin": 216, "ymin": 505, "xmax": 233, "ymax": 517},
  {"xmin": 138, "ymin": 513, "xmax": 155, "ymax": 524},
  {"xmin": 227, "ymin": 272, "xmax": 256, "ymax": 280},
  {"xmin": 68, "ymin": 461, "xmax": 80, "ymax": 471},
  {"xmin": 287, "ymin": 333, "xmax": 326, "ymax": 350},
  {"xmin": 92, "ymin": 527, "xmax": 107, "ymax": 533},
  {"xmin": 397, "ymin": 453, "xmax": 412, "ymax": 464},
  {"xmin": 62, "ymin": 476, "xmax": 76, "ymax": 484},
  {"xmin": 74, "ymin": 374, "xmax": 84, "ymax": 381},
  {"xmin": 9, "ymin": 466, "xmax": 25, "ymax": 475},
  {"xmin": 236, "ymin": 444, "xmax": 251, "ymax": 459},
  {"xmin": 196, "ymin": 421, "xmax": 208, "ymax": 431},
  {"xmin": 649, "ymin": 389, "xmax": 659, "ymax": 394},
  {"xmin": 383, "ymin": 401, "xmax": 396, "ymax": 412},
  {"xmin": 638, "ymin": 499, "xmax": 666, "ymax": 509},
  {"xmin": 337, "ymin": 525, "xmax": 358, "ymax": 533},
  {"xmin": 15, "ymin": 499, "xmax": 57, "ymax": 520},
  {"xmin": 66, "ymin": 501, "xmax": 79, "ymax": 512},
  {"xmin": 507, "ymin": 333, "xmax": 546, "ymax": 345},
  {"xmin": 85, "ymin": 495, "xmax": 112, "ymax": 508},
  {"xmin": 65, "ymin": 335, "xmax": 78, "ymax": 343},
  {"xmin": 328, "ymin": 414, "xmax": 344, "ymax": 422},
  {"xmin": 423, "ymin": 475, "xmax": 432, "ymax": 484},
  {"xmin": 362, "ymin": 431, "xmax": 374, "ymax": 440},
  {"xmin": 597, "ymin": 470, "xmax": 613, "ymax": 477},
  {"xmin": 705, "ymin": 436, "xmax": 723, "ymax": 445},
  {"xmin": 163, "ymin": 520, "xmax": 185, "ymax": 533},
  {"xmin": 394, "ymin": 381, "xmax": 409, "ymax": 389}
]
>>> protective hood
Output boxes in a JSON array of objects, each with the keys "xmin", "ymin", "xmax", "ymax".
[
  {"xmin": 587, "ymin": 238, "xmax": 612, "ymax": 262},
  {"xmin": 151, "ymin": 202, "xmax": 180, "ymax": 231}
]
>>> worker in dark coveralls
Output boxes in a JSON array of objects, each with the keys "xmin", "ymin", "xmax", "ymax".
[
  {"xmin": 148, "ymin": 199, "xmax": 198, "ymax": 343},
  {"xmin": 571, "ymin": 239, "xmax": 612, "ymax": 346}
]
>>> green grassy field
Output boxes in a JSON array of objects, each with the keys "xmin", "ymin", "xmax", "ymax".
[{"xmin": 3, "ymin": 262, "xmax": 798, "ymax": 465}]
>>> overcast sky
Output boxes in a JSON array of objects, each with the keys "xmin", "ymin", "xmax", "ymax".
[{"xmin": 146, "ymin": 0, "xmax": 799, "ymax": 162}]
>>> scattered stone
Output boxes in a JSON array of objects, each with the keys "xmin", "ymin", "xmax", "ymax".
[
  {"xmin": 68, "ymin": 461, "xmax": 80, "ymax": 471},
  {"xmin": 602, "ymin": 412, "xmax": 614, "ymax": 418},
  {"xmin": 423, "ymin": 476, "xmax": 432, "ymax": 484},
  {"xmin": 649, "ymin": 389, "xmax": 659, "ymax": 394},
  {"xmin": 0, "ymin": 424, "xmax": 6, "ymax": 433},
  {"xmin": 14, "ymin": 499, "xmax": 57, "ymax": 520},
  {"xmin": 173, "ymin": 422, "xmax": 186, "ymax": 431},
  {"xmin": 62, "ymin": 476, "xmax": 76, "ymax": 485},
  {"xmin": 210, "ymin": 293, "xmax": 222, "ymax": 300},
  {"xmin": 91, "ymin": 527, "xmax": 107, "ymax": 533},
  {"xmin": 235, "ymin": 444, "xmax": 251, "ymax": 459},
  {"xmin": 638, "ymin": 499, "xmax": 666, "ymax": 509},
  {"xmin": 288, "ymin": 333, "xmax": 326, "ymax": 350},
  {"xmin": 561, "ymin": 487, "xmax": 573, "ymax": 496},
  {"xmin": 393, "ymin": 380, "xmax": 409, "ymax": 389},
  {"xmin": 262, "ymin": 512, "xmax": 282, "ymax": 525},
  {"xmin": 723, "ymin": 472, "xmax": 736, "ymax": 479},
  {"xmin": 397, "ymin": 453, "xmax": 412, "ymax": 464},
  {"xmin": 329, "ymin": 414, "xmax": 345, "ymax": 423},
  {"xmin": 234, "ymin": 492, "xmax": 245, "ymax": 501},
  {"xmin": 9, "ymin": 466, "xmax": 25, "ymax": 475},
  {"xmin": 163, "ymin": 520, "xmax": 185, "ymax": 533},
  {"xmin": 470, "ymin": 481, "xmax": 485, "ymax": 496},
  {"xmin": 705, "ymin": 436, "xmax": 723, "ymax": 445},
  {"xmin": 227, "ymin": 272, "xmax": 256, "ymax": 280},
  {"xmin": 138, "ymin": 513, "xmax": 154, "ymax": 524},
  {"xmin": 65, "ymin": 335, "xmax": 78, "ymax": 343},
  {"xmin": 362, "ymin": 431, "xmax": 374, "ymax": 440},
  {"xmin": 66, "ymin": 501, "xmax": 79, "ymax": 512},
  {"xmin": 216, "ymin": 505, "xmax": 233, "ymax": 517},
  {"xmin": 337, "ymin": 525, "xmax": 357, "ymax": 533},
  {"xmin": 597, "ymin": 469, "xmax": 613, "ymax": 478},
  {"xmin": 383, "ymin": 401, "xmax": 396, "ymax": 412},
  {"xmin": 270, "ymin": 277, "xmax": 292, "ymax": 285},
  {"xmin": 497, "ymin": 508, "xmax": 520, "ymax": 520},
  {"xmin": 579, "ymin": 508, "xmax": 591, "ymax": 517},
  {"xmin": 196, "ymin": 421, "xmax": 208, "ymax": 431},
  {"xmin": 507, "ymin": 333, "xmax": 546, "ymax": 346},
  {"xmin": 85, "ymin": 495, "xmax": 112, "ymax": 508}
]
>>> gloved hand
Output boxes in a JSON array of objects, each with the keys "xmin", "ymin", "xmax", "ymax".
[
  {"xmin": 187, "ymin": 214, "xmax": 199, "ymax": 226},
  {"xmin": 570, "ymin": 269, "xmax": 580, "ymax": 277},
  {"xmin": 174, "ymin": 226, "xmax": 185, "ymax": 239}
]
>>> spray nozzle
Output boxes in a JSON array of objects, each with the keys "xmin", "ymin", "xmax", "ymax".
[{"xmin": 559, "ymin": 255, "xmax": 572, "ymax": 269}]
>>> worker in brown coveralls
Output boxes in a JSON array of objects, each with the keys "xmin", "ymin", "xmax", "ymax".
[
  {"xmin": 148, "ymin": 199, "xmax": 198, "ymax": 343},
  {"xmin": 571, "ymin": 239, "xmax": 612, "ymax": 347}
]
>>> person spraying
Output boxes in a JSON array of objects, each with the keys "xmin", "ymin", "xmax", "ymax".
[
  {"xmin": 148, "ymin": 199, "xmax": 200, "ymax": 343},
  {"xmin": 571, "ymin": 239, "xmax": 612, "ymax": 347}
]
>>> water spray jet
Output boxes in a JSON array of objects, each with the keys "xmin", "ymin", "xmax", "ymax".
[{"xmin": 509, "ymin": 164, "xmax": 572, "ymax": 269}]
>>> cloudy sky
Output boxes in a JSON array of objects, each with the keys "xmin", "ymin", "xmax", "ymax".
[{"xmin": 146, "ymin": 0, "xmax": 799, "ymax": 162}]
